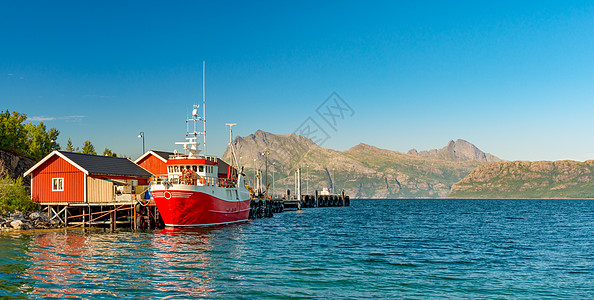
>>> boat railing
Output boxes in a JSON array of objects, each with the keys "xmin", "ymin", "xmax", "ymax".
[
  {"xmin": 152, "ymin": 174, "xmax": 235, "ymax": 188},
  {"xmin": 217, "ymin": 178, "xmax": 237, "ymax": 188}
]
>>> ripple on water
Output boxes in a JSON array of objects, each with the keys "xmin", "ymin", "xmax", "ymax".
[{"xmin": 1, "ymin": 199, "xmax": 594, "ymax": 298}]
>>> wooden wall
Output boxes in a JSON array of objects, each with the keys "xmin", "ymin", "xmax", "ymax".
[
  {"xmin": 32, "ymin": 155, "xmax": 85, "ymax": 203},
  {"xmin": 87, "ymin": 177, "xmax": 114, "ymax": 203},
  {"xmin": 137, "ymin": 154, "xmax": 167, "ymax": 176}
]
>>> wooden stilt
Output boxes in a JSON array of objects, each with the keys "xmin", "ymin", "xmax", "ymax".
[
  {"xmin": 110, "ymin": 206, "xmax": 114, "ymax": 232},
  {"xmin": 65, "ymin": 206, "xmax": 68, "ymax": 226}
]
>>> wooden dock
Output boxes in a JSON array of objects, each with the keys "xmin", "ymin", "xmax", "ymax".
[
  {"xmin": 283, "ymin": 191, "xmax": 350, "ymax": 210},
  {"xmin": 41, "ymin": 200, "xmax": 162, "ymax": 231}
]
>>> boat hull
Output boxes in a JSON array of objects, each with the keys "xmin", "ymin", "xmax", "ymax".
[{"xmin": 152, "ymin": 188, "xmax": 251, "ymax": 227}]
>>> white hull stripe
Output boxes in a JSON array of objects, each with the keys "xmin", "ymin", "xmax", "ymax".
[{"xmin": 164, "ymin": 219, "xmax": 249, "ymax": 227}]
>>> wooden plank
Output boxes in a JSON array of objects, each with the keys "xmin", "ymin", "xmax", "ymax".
[{"xmin": 87, "ymin": 177, "xmax": 114, "ymax": 203}]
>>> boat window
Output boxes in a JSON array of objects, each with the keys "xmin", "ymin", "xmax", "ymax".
[
  {"xmin": 168, "ymin": 166, "xmax": 172, "ymax": 172},
  {"xmin": 199, "ymin": 165, "xmax": 204, "ymax": 172},
  {"xmin": 174, "ymin": 166, "xmax": 179, "ymax": 172},
  {"xmin": 193, "ymin": 166, "xmax": 197, "ymax": 172}
]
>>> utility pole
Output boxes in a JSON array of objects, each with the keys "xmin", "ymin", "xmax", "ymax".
[
  {"xmin": 138, "ymin": 131, "xmax": 145, "ymax": 154},
  {"xmin": 306, "ymin": 165, "xmax": 309, "ymax": 195},
  {"xmin": 262, "ymin": 149, "xmax": 270, "ymax": 188}
]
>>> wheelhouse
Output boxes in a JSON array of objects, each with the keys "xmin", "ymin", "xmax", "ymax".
[{"xmin": 158, "ymin": 155, "xmax": 237, "ymax": 188}]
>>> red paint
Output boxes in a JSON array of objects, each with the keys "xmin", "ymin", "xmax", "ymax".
[
  {"xmin": 136, "ymin": 154, "xmax": 168, "ymax": 176},
  {"xmin": 152, "ymin": 190, "xmax": 250, "ymax": 226},
  {"xmin": 29, "ymin": 153, "xmax": 151, "ymax": 204},
  {"xmin": 31, "ymin": 155, "xmax": 85, "ymax": 203}
]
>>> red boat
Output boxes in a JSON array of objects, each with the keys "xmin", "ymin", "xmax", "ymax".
[{"xmin": 151, "ymin": 103, "xmax": 251, "ymax": 227}]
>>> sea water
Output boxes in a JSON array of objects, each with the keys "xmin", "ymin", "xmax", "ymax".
[{"xmin": 1, "ymin": 199, "xmax": 594, "ymax": 298}]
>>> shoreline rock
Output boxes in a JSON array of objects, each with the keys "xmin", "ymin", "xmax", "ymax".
[{"xmin": 1, "ymin": 210, "xmax": 62, "ymax": 231}]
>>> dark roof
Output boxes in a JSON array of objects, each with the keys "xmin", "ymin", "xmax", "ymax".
[
  {"xmin": 152, "ymin": 151, "xmax": 174, "ymax": 161},
  {"xmin": 59, "ymin": 151, "xmax": 153, "ymax": 177}
]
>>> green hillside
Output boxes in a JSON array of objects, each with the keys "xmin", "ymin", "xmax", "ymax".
[{"xmin": 450, "ymin": 160, "xmax": 594, "ymax": 198}]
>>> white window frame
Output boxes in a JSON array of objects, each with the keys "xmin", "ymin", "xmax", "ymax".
[{"xmin": 52, "ymin": 178, "xmax": 64, "ymax": 191}]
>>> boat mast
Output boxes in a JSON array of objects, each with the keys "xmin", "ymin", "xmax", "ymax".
[{"xmin": 202, "ymin": 61, "xmax": 206, "ymax": 156}]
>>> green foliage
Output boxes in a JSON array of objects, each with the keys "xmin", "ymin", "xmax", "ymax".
[
  {"xmin": 82, "ymin": 140, "xmax": 96, "ymax": 155},
  {"xmin": 0, "ymin": 175, "xmax": 38, "ymax": 212},
  {"xmin": 0, "ymin": 110, "xmax": 28, "ymax": 154},
  {"xmin": 24, "ymin": 122, "xmax": 60, "ymax": 161},
  {"xmin": 65, "ymin": 138, "xmax": 75, "ymax": 152},
  {"xmin": 102, "ymin": 148, "xmax": 118, "ymax": 157},
  {"xmin": 0, "ymin": 110, "xmax": 60, "ymax": 160}
]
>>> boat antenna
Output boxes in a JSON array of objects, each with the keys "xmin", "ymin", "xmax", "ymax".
[{"xmin": 202, "ymin": 61, "xmax": 206, "ymax": 156}]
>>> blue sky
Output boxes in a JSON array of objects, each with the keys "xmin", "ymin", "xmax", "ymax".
[{"xmin": 2, "ymin": 1, "xmax": 594, "ymax": 161}]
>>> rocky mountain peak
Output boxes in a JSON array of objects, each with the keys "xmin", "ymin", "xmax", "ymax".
[
  {"xmin": 411, "ymin": 139, "xmax": 502, "ymax": 162},
  {"xmin": 222, "ymin": 130, "xmax": 500, "ymax": 198}
]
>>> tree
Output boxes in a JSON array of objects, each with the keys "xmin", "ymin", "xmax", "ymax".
[
  {"xmin": 0, "ymin": 110, "xmax": 28, "ymax": 154},
  {"xmin": 103, "ymin": 148, "xmax": 118, "ymax": 157},
  {"xmin": 65, "ymin": 138, "xmax": 80, "ymax": 153},
  {"xmin": 0, "ymin": 110, "xmax": 60, "ymax": 160},
  {"xmin": 24, "ymin": 122, "xmax": 60, "ymax": 161},
  {"xmin": 82, "ymin": 140, "xmax": 96, "ymax": 155},
  {"xmin": 65, "ymin": 138, "xmax": 75, "ymax": 152}
]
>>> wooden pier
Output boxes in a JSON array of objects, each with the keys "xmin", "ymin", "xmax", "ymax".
[
  {"xmin": 41, "ymin": 200, "xmax": 162, "ymax": 231},
  {"xmin": 282, "ymin": 191, "xmax": 350, "ymax": 210},
  {"xmin": 281, "ymin": 167, "xmax": 350, "ymax": 210}
]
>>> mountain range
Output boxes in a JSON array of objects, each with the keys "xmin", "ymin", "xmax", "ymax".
[{"xmin": 222, "ymin": 130, "xmax": 501, "ymax": 198}]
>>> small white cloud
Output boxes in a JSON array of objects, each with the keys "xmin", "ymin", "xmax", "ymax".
[
  {"xmin": 63, "ymin": 115, "xmax": 85, "ymax": 122},
  {"xmin": 28, "ymin": 116, "xmax": 55, "ymax": 122},
  {"xmin": 28, "ymin": 115, "xmax": 86, "ymax": 122},
  {"xmin": 7, "ymin": 73, "xmax": 13, "ymax": 76}
]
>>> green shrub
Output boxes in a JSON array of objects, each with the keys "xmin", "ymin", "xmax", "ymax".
[{"xmin": 0, "ymin": 175, "xmax": 38, "ymax": 212}]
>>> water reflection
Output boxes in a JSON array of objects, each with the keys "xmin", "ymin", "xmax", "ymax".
[
  {"xmin": 151, "ymin": 228, "xmax": 216, "ymax": 297},
  {"xmin": 6, "ymin": 223, "xmax": 251, "ymax": 298},
  {"xmin": 150, "ymin": 225, "xmax": 249, "ymax": 298},
  {"xmin": 26, "ymin": 231, "xmax": 90, "ymax": 298}
]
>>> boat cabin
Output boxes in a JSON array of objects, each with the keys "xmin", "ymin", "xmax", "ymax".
[{"xmin": 163, "ymin": 155, "xmax": 237, "ymax": 187}]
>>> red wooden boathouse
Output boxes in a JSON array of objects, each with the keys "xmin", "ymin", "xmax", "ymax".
[
  {"xmin": 134, "ymin": 150, "xmax": 173, "ymax": 177},
  {"xmin": 24, "ymin": 151, "xmax": 153, "ymax": 204}
]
